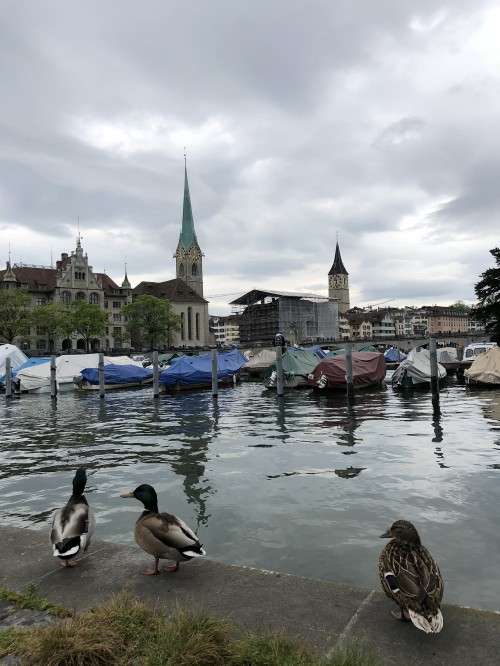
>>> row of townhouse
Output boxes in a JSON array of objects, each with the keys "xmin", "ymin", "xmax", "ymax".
[{"xmin": 339, "ymin": 306, "xmax": 483, "ymax": 341}]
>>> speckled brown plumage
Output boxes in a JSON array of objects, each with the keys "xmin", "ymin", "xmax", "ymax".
[{"xmin": 378, "ymin": 520, "xmax": 444, "ymax": 633}]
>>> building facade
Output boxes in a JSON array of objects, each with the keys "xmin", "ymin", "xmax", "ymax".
[{"xmin": 0, "ymin": 237, "xmax": 131, "ymax": 352}]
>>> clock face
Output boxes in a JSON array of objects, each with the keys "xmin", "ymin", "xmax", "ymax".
[
  {"xmin": 176, "ymin": 247, "xmax": 185, "ymax": 261},
  {"xmin": 189, "ymin": 246, "xmax": 200, "ymax": 261}
]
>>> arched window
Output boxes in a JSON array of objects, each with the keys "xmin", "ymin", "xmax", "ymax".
[
  {"xmin": 179, "ymin": 263, "xmax": 185, "ymax": 277},
  {"xmin": 89, "ymin": 292, "xmax": 99, "ymax": 305},
  {"xmin": 191, "ymin": 263, "xmax": 198, "ymax": 276},
  {"xmin": 187, "ymin": 307, "xmax": 193, "ymax": 340},
  {"xmin": 61, "ymin": 291, "xmax": 71, "ymax": 305},
  {"xmin": 196, "ymin": 312, "xmax": 200, "ymax": 340},
  {"xmin": 76, "ymin": 291, "xmax": 85, "ymax": 301},
  {"xmin": 180, "ymin": 312, "xmax": 185, "ymax": 340}
]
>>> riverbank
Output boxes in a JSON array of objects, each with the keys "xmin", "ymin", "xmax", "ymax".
[{"xmin": 0, "ymin": 525, "xmax": 498, "ymax": 665}]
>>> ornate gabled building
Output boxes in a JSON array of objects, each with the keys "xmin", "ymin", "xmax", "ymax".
[
  {"xmin": 0, "ymin": 237, "xmax": 132, "ymax": 352},
  {"xmin": 328, "ymin": 240, "xmax": 350, "ymax": 314}
]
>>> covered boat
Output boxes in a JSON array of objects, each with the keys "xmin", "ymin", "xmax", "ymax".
[
  {"xmin": 464, "ymin": 346, "xmax": 500, "ymax": 386},
  {"xmin": 242, "ymin": 348, "xmax": 276, "ymax": 376},
  {"xmin": 75, "ymin": 364, "xmax": 154, "ymax": 390},
  {"xmin": 307, "ymin": 351, "xmax": 386, "ymax": 390},
  {"xmin": 15, "ymin": 354, "xmax": 144, "ymax": 393},
  {"xmin": 0, "ymin": 344, "xmax": 29, "ymax": 385},
  {"xmin": 391, "ymin": 348, "xmax": 446, "ymax": 388},
  {"xmin": 384, "ymin": 347, "xmax": 406, "ymax": 363},
  {"xmin": 159, "ymin": 349, "xmax": 248, "ymax": 391},
  {"xmin": 260, "ymin": 348, "xmax": 324, "ymax": 389}
]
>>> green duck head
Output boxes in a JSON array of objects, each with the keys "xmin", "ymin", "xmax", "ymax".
[
  {"xmin": 380, "ymin": 520, "xmax": 421, "ymax": 545},
  {"xmin": 121, "ymin": 484, "xmax": 159, "ymax": 512},
  {"xmin": 72, "ymin": 468, "xmax": 88, "ymax": 496}
]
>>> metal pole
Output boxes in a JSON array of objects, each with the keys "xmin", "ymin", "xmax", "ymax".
[
  {"xmin": 276, "ymin": 345, "xmax": 284, "ymax": 396},
  {"xmin": 153, "ymin": 351, "xmax": 159, "ymax": 398},
  {"xmin": 98, "ymin": 352, "xmax": 105, "ymax": 399},
  {"xmin": 50, "ymin": 355, "xmax": 57, "ymax": 399},
  {"xmin": 429, "ymin": 338, "xmax": 440, "ymax": 414},
  {"xmin": 345, "ymin": 343, "xmax": 354, "ymax": 401},
  {"xmin": 212, "ymin": 349, "xmax": 218, "ymax": 398},
  {"xmin": 5, "ymin": 357, "xmax": 12, "ymax": 398}
]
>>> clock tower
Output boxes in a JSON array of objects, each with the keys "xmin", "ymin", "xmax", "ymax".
[
  {"xmin": 328, "ymin": 240, "xmax": 350, "ymax": 314},
  {"xmin": 174, "ymin": 158, "xmax": 204, "ymax": 297}
]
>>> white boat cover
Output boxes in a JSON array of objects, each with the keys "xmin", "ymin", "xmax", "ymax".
[
  {"xmin": 391, "ymin": 348, "xmax": 447, "ymax": 385},
  {"xmin": 0, "ymin": 344, "xmax": 29, "ymax": 379},
  {"xmin": 464, "ymin": 346, "xmax": 500, "ymax": 385},
  {"xmin": 16, "ymin": 354, "xmax": 143, "ymax": 391},
  {"xmin": 436, "ymin": 347, "xmax": 458, "ymax": 363},
  {"xmin": 244, "ymin": 348, "xmax": 276, "ymax": 374}
]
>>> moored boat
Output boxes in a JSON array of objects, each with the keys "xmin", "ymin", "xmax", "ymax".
[
  {"xmin": 307, "ymin": 351, "xmax": 386, "ymax": 390},
  {"xmin": 391, "ymin": 348, "xmax": 446, "ymax": 389},
  {"xmin": 464, "ymin": 346, "xmax": 500, "ymax": 386},
  {"xmin": 74, "ymin": 364, "xmax": 154, "ymax": 390},
  {"xmin": 159, "ymin": 349, "xmax": 248, "ymax": 391},
  {"xmin": 261, "ymin": 348, "xmax": 324, "ymax": 389}
]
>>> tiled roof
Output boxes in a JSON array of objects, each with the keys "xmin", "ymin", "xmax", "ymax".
[{"xmin": 133, "ymin": 278, "xmax": 207, "ymax": 304}]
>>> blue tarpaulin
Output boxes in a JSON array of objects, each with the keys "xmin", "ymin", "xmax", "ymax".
[
  {"xmin": 80, "ymin": 364, "xmax": 154, "ymax": 385},
  {"xmin": 159, "ymin": 349, "xmax": 248, "ymax": 388}
]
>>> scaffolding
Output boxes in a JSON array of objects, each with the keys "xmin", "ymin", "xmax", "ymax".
[{"xmin": 229, "ymin": 290, "xmax": 339, "ymax": 346}]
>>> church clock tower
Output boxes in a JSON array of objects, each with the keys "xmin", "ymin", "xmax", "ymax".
[
  {"xmin": 328, "ymin": 240, "xmax": 350, "ymax": 314},
  {"xmin": 174, "ymin": 158, "xmax": 204, "ymax": 297}
]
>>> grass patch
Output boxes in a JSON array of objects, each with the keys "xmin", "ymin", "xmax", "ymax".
[
  {"xmin": 0, "ymin": 588, "xmax": 380, "ymax": 666},
  {"xmin": 0, "ymin": 584, "xmax": 71, "ymax": 617}
]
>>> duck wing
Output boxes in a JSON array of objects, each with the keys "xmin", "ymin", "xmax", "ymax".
[
  {"xmin": 139, "ymin": 512, "xmax": 202, "ymax": 551},
  {"xmin": 50, "ymin": 498, "xmax": 94, "ymax": 554}
]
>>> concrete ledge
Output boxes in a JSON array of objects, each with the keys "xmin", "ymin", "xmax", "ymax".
[{"xmin": 1, "ymin": 525, "xmax": 498, "ymax": 665}]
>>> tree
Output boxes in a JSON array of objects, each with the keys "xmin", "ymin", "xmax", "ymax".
[
  {"xmin": 122, "ymin": 295, "xmax": 182, "ymax": 350},
  {"xmin": 71, "ymin": 300, "xmax": 109, "ymax": 351},
  {"xmin": 472, "ymin": 247, "xmax": 500, "ymax": 345},
  {"xmin": 30, "ymin": 303, "xmax": 74, "ymax": 352},
  {"xmin": 449, "ymin": 300, "xmax": 472, "ymax": 314},
  {"xmin": 0, "ymin": 289, "xmax": 32, "ymax": 343}
]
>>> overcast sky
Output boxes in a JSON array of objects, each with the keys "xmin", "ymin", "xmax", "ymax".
[{"xmin": 1, "ymin": 1, "xmax": 499, "ymax": 315}]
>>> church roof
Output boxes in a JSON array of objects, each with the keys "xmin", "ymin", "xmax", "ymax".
[
  {"xmin": 133, "ymin": 278, "xmax": 207, "ymax": 304},
  {"xmin": 178, "ymin": 162, "xmax": 198, "ymax": 251},
  {"xmin": 328, "ymin": 241, "xmax": 348, "ymax": 276}
]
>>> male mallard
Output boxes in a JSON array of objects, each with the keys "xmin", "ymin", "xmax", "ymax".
[
  {"xmin": 50, "ymin": 468, "xmax": 95, "ymax": 568},
  {"xmin": 120, "ymin": 484, "xmax": 206, "ymax": 576},
  {"xmin": 379, "ymin": 520, "xmax": 444, "ymax": 633}
]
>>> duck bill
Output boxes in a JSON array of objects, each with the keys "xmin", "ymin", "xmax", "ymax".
[
  {"xmin": 380, "ymin": 529, "xmax": 392, "ymax": 538},
  {"xmin": 120, "ymin": 491, "xmax": 135, "ymax": 498}
]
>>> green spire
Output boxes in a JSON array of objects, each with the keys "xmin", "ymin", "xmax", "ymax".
[{"xmin": 179, "ymin": 161, "xmax": 198, "ymax": 251}]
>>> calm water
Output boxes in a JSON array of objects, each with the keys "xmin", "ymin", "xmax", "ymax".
[{"xmin": 1, "ymin": 377, "xmax": 499, "ymax": 611}]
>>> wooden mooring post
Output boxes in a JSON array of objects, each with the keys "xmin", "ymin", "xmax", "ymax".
[
  {"xmin": 98, "ymin": 352, "xmax": 105, "ymax": 399},
  {"xmin": 153, "ymin": 351, "xmax": 160, "ymax": 398},
  {"xmin": 5, "ymin": 357, "xmax": 12, "ymax": 398},
  {"xmin": 50, "ymin": 355, "xmax": 57, "ymax": 399},
  {"xmin": 429, "ymin": 337, "xmax": 441, "ymax": 415},
  {"xmin": 275, "ymin": 345, "xmax": 284, "ymax": 397},
  {"xmin": 212, "ymin": 349, "xmax": 218, "ymax": 398},
  {"xmin": 345, "ymin": 343, "xmax": 355, "ymax": 403}
]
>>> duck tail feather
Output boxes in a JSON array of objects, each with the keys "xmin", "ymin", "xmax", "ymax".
[{"xmin": 408, "ymin": 608, "xmax": 443, "ymax": 633}]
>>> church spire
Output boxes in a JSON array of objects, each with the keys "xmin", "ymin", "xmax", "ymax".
[
  {"xmin": 328, "ymin": 240, "xmax": 348, "ymax": 276},
  {"xmin": 179, "ymin": 155, "xmax": 198, "ymax": 251},
  {"xmin": 121, "ymin": 257, "xmax": 131, "ymax": 289}
]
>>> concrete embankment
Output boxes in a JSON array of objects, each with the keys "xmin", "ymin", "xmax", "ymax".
[{"xmin": 0, "ymin": 525, "xmax": 498, "ymax": 665}]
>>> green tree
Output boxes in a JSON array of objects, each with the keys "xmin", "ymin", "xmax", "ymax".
[
  {"xmin": 30, "ymin": 303, "xmax": 74, "ymax": 352},
  {"xmin": 0, "ymin": 289, "xmax": 32, "ymax": 343},
  {"xmin": 122, "ymin": 295, "xmax": 181, "ymax": 350},
  {"xmin": 449, "ymin": 300, "xmax": 472, "ymax": 313},
  {"xmin": 472, "ymin": 247, "xmax": 500, "ymax": 345},
  {"xmin": 71, "ymin": 300, "xmax": 109, "ymax": 352}
]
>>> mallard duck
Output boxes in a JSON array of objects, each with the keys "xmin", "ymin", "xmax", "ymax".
[
  {"xmin": 379, "ymin": 520, "xmax": 444, "ymax": 633},
  {"xmin": 120, "ymin": 484, "xmax": 206, "ymax": 576},
  {"xmin": 50, "ymin": 468, "xmax": 95, "ymax": 568}
]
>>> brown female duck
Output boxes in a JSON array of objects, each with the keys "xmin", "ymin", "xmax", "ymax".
[
  {"xmin": 379, "ymin": 520, "xmax": 444, "ymax": 633},
  {"xmin": 121, "ymin": 484, "xmax": 206, "ymax": 576}
]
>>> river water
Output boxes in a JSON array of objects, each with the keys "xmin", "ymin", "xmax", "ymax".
[{"xmin": 1, "ymin": 377, "xmax": 499, "ymax": 611}]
